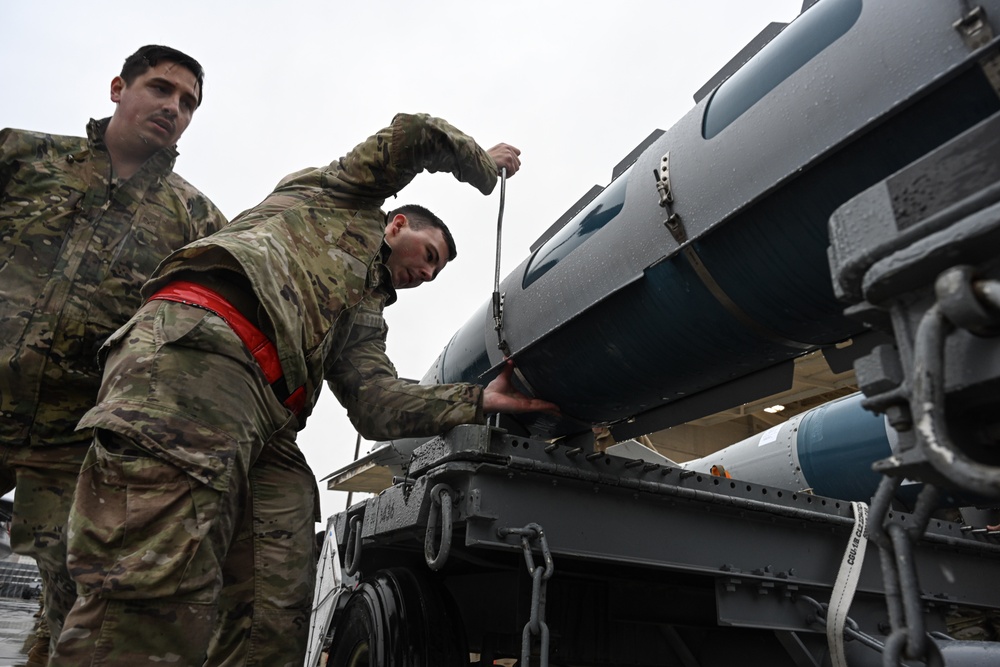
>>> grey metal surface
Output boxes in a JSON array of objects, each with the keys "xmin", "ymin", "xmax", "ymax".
[
  {"xmin": 303, "ymin": 517, "xmax": 346, "ymax": 667},
  {"xmin": 341, "ymin": 426, "xmax": 1000, "ymax": 613},
  {"xmin": 488, "ymin": 0, "xmax": 1000, "ymax": 361},
  {"xmin": 829, "ymin": 112, "xmax": 1000, "ymax": 306},
  {"xmin": 324, "ymin": 426, "xmax": 1000, "ymax": 666},
  {"xmin": 422, "ymin": 0, "xmax": 1000, "ymax": 442},
  {"xmin": 320, "ymin": 430, "xmax": 1000, "ymax": 667},
  {"xmin": 828, "ymin": 110, "xmax": 1000, "ymax": 499}
]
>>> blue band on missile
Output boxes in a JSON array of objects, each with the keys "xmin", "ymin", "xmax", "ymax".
[{"xmin": 796, "ymin": 393, "xmax": 891, "ymax": 502}]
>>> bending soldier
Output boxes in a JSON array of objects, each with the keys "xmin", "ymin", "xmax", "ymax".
[{"xmin": 52, "ymin": 113, "xmax": 556, "ymax": 666}]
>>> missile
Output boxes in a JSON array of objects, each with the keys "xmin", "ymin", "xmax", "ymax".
[
  {"xmin": 420, "ymin": 0, "xmax": 1000, "ymax": 441},
  {"xmin": 678, "ymin": 392, "xmax": 919, "ymax": 503},
  {"xmin": 679, "ymin": 392, "xmax": 1000, "ymax": 510}
]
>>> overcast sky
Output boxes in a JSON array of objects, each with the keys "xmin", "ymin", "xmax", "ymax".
[{"xmin": 2, "ymin": 0, "xmax": 803, "ymax": 524}]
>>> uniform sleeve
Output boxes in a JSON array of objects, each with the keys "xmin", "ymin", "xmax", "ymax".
[
  {"xmin": 186, "ymin": 192, "xmax": 229, "ymax": 238},
  {"xmin": 325, "ymin": 297, "xmax": 485, "ymax": 441},
  {"xmin": 312, "ymin": 113, "xmax": 499, "ymax": 203},
  {"xmin": 0, "ymin": 128, "xmax": 20, "ymax": 195},
  {"xmin": 203, "ymin": 201, "xmax": 229, "ymax": 236},
  {"xmin": 165, "ymin": 172, "xmax": 230, "ymax": 241}
]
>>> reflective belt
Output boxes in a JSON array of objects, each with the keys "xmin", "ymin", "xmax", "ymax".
[{"xmin": 148, "ymin": 280, "xmax": 306, "ymax": 415}]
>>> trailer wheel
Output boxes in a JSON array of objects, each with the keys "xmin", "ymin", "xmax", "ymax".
[{"xmin": 328, "ymin": 567, "xmax": 468, "ymax": 667}]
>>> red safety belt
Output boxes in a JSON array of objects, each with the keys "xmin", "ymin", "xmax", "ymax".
[{"xmin": 148, "ymin": 280, "xmax": 306, "ymax": 415}]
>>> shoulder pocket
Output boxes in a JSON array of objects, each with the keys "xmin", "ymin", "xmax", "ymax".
[{"xmin": 96, "ymin": 316, "xmax": 140, "ymax": 367}]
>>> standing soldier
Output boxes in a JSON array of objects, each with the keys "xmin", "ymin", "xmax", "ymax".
[
  {"xmin": 53, "ymin": 112, "xmax": 556, "ymax": 666},
  {"xmin": 0, "ymin": 45, "xmax": 228, "ymax": 664}
]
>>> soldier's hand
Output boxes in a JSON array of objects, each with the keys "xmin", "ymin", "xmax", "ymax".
[
  {"xmin": 488, "ymin": 143, "xmax": 522, "ymax": 177},
  {"xmin": 483, "ymin": 360, "xmax": 559, "ymax": 415}
]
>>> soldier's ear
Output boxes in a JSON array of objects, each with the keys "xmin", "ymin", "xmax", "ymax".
[
  {"xmin": 385, "ymin": 214, "xmax": 407, "ymax": 237},
  {"xmin": 110, "ymin": 76, "xmax": 126, "ymax": 104}
]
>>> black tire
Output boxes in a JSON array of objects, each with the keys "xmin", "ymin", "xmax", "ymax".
[{"xmin": 328, "ymin": 567, "xmax": 468, "ymax": 667}]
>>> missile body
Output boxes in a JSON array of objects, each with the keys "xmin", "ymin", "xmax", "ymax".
[
  {"xmin": 424, "ymin": 0, "xmax": 1000, "ymax": 440},
  {"xmin": 681, "ymin": 393, "xmax": 898, "ymax": 501}
]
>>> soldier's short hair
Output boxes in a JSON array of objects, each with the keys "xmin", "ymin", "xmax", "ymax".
[
  {"xmin": 121, "ymin": 45, "xmax": 206, "ymax": 107},
  {"xmin": 388, "ymin": 204, "xmax": 457, "ymax": 262}
]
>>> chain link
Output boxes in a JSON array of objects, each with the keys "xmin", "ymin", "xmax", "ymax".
[
  {"xmin": 801, "ymin": 596, "xmax": 886, "ymax": 654},
  {"xmin": 498, "ymin": 523, "xmax": 554, "ymax": 667},
  {"xmin": 869, "ymin": 479, "xmax": 945, "ymax": 665},
  {"xmin": 867, "ymin": 265, "xmax": 1000, "ymax": 663}
]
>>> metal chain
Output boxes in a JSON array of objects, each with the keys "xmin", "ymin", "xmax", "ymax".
[
  {"xmin": 498, "ymin": 522, "xmax": 554, "ymax": 667},
  {"xmin": 801, "ymin": 596, "xmax": 886, "ymax": 654},
  {"xmin": 803, "ymin": 594, "xmax": 948, "ymax": 666},
  {"xmin": 909, "ymin": 269, "xmax": 1000, "ymax": 496},
  {"xmin": 869, "ymin": 478, "xmax": 944, "ymax": 666},
  {"xmin": 866, "ymin": 268, "xmax": 1000, "ymax": 664}
]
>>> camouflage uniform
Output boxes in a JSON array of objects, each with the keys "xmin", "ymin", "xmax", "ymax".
[
  {"xmin": 0, "ymin": 118, "xmax": 226, "ymax": 646},
  {"xmin": 55, "ymin": 113, "xmax": 497, "ymax": 667}
]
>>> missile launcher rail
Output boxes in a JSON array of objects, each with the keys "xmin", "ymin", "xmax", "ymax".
[{"xmin": 308, "ymin": 425, "xmax": 1000, "ymax": 666}]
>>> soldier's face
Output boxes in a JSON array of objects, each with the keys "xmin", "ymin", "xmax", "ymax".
[
  {"xmin": 384, "ymin": 216, "xmax": 449, "ymax": 289},
  {"xmin": 110, "ymin": 61, "xmax": 200, "ymax": 155}
]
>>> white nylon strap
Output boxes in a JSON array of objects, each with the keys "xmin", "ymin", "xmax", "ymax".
[{"xmin": 827, "ymin": 501, "xmax": 869, "ymax": 667}]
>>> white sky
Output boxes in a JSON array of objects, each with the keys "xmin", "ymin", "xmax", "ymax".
[{"xmin": 1, "ymin": 0, "xmax": 802, "ymax": 524}]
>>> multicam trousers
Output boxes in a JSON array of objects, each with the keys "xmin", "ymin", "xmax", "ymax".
[
  {"xmin": 50, "ymin": 300, "xmax": 318, "ymax": 667},
  {"xmin": 0, "ymin": 442, "xmax": 89, "ymax": 649}
]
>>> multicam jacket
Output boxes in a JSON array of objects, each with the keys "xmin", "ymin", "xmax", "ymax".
[
  {"xmin": 0, "ymin": 118, "xmax": 228, "ymax": 446},
  {"xmin": 142, "ymin": 113, "xmax": 497, "ymax": 438}
]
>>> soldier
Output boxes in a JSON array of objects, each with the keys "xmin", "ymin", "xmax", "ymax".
[
  {"xmin": 0, "ymin": 44, "xmax": 227, "ymax": 664},
  {"xmin": 52, "ymin": 112, "xmax": 556, "ymax": 666}
]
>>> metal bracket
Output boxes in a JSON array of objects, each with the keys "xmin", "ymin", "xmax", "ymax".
[
  {"xmin": 492, "ymin": 290, "xmax": 512, "ymax": 357},
  {"xmin": 651, "ymin": 154, "xmax": 814, "ymax": 351},
  {"xmin": 954, "ymin": 5, "xmax": 1000, "ymax": 96},
  {"xmin": 936, "ymin": 266, "xmax": 1000, "ymax": 336},
  {"xmin": 654, "ymin": 152, "xmax": 674, "ymax": 206},
  {"xmin": 425, "ymin": 483, "xmax": 455, "ymax": 571},
  {"xmin": 343, "ymin": 514, "xmax": 363, "ymax": 577},
  {"xmin": 654, "ymin": 152, "xmax": 688, "ymax": 244}
]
